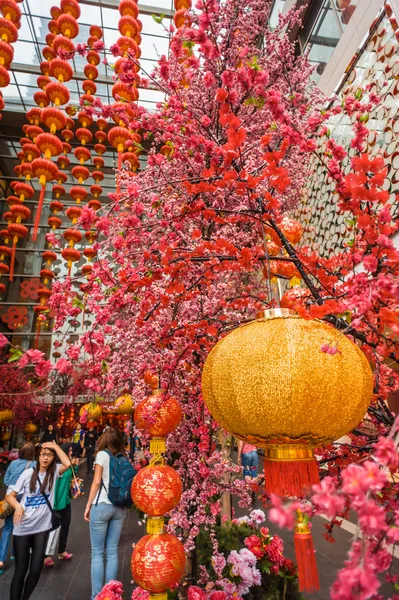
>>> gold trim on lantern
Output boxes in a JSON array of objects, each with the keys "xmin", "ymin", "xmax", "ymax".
[
  {"xmin": 264, "ymin": 446, "xmax": 315, "ymax": 462},
  {"xmin": 150, "ymin": 594, "xmax": 168, "ymax": 600},
  {"xmin": 256, "ymin": 308, "xmax": 296, "ymax": 320},
  {"xmin": 150, "ymin": 437, "xmax": 166, "ymax": 454},
  {"xmin": 295, "ymin": 511, "xmax": 311, "ymax": 535},
  {"xmin": 146, "ymin": 516, "xmax": 165, "ymax": 534}
]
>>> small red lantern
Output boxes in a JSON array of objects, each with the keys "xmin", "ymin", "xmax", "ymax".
[
  {"xmin": 84, "ymin": 63, "xmax": 98, "ymax": 80},
  {"xmin": 122, "ymin": 151, "xmax": 140, "ymax": 171},
  {"xmin": 116, "ymin": 35, "xmax": 139, "ymax": 56},
  {"xmin": 49, "ymin": 57, "xmax": 73, "ymax": 82},
  {"xmin": 281, "ymin": 283, "xmax": 311, "ymax": 311},
  {"xmin": 57, "ymin": 13, "xmax": 79, "ymax": 39},
  {"xmin": 64, "ymin": 228, "xmax": 82, "ymax": 245},
  {"xmin": 76, "ymin": 127, "xmax": 92, "ymax": 145},
  {"xmin": 53, "ymin": 35, "xmax": 75, "ymax": 54},
  {"xmin": 8, "ymin": 222, "xmax": 28, "ymax": 281},
  {"xmin": 43, "ymin": 250, "xmax": 57, "ymax": 266},
  {"xmin": 135, "ymin": 392, "xmax": 182, "ymax": 454},
  {"xmin": 112, "ymin": 81, "xmax": 138, "ymax": 103},
  {"xmin": 46, "ymin": 81, "xmax": 70, "ymax": 106},
  {"xmin": 88, "ymin": 199, "xmax": 101, "ymax": 211},
  {"xmin": 131, "ymin": 465, "xmax": 182, "ymax": 516},
  {"xmin": 61, "ymin": 247, "xmax": 81, "ymax": 272},
  {"xmin": 82, "ymin": 79, "xmax": 96, "ymax": 95},
  {"xmin": 48, "ymin": 215, "xmax": 62, "ymax": 230},
  {"xmin": 0, "ymin": 17, "xmax": 18, "ymax": 43},
  {"xmin": 95, "ymin": 130, "xmax": 107, "ymax": 143},
  {"xmin": 34, "ymin": 91, "xmax": 50, "ymax": 108},
  {"xmin": 131, "ymin": 534, "xmax": 185, "ymax": 595},
  {"xmin": 278, "ymin": 216, "xmax": 303, "ymax": 245},
  {"xmin": 94, "ymin": 143, "xmax": 106, "ymax": 156},
  {"xmin": 90, "ymin": 24, "xmax": 102, "ymax": 39},
  {"xmin": 22, "ymin": 143, "xmax": 40, "ymax": 162},
  {"xmin": 36, "ymin": 132, "xmax": 63, "ymax": 158},
  {"xmin": 57, "ymin": 155, "xmax": 70, "ymax": 169},
  {"xmin": 108, "ymin": 126, "xmax": 131, "ymax": 169},
  {"xmin": 48, "ymin": 19, "xmax": 60, "ymax": 35},
  {"xmin": 61, "ymin": 129, "xmax": 74, "ymax": 142},
  {"xmin": 71, "ymin": 165, "xmax": 90, "ymax": 184},
  {"xmin": 269, "ymin": 260, "xmax": 299, "ymax": 279},
  {"xmin": 26, "ymin": 108, "xmax": 41, "ymax": 125},
  {"xmin": 37, "ymin": 75, "xmax": 50, "ymax": 90},
  {"xmin": 70, "ymin": 185, "xmax": 87, "ymax": 204},
  {"xmin": 92, "ymin": 156, "xmax": 104, "ymax": 170},
  {"xmin": 92, "ymin": 170, "xmax": 104, "ymax": 184},
  {"xmin": 42, "ymin": 46, "xmax": 56, "ymax": 61},
  {"xmin": 74, "ymin": 146, "xmax": 91, "ymax": 164},
  {"xmin": 0, "ymin": 40, "xmax": 13, "ymax": 67},
  {"xmin": 41, "ymin": 106, "xmax": 66, "ymax": 133},
  {"xmin": 119, "ymin": 0, "xmax": 139, "ymax": 18},
  {"xmin": 60, "ymin": 0, "xmax": 81, "ymax": 18},
  {"xmin": 65, "ymin": 205, "xmax": 82, "ymax": 223}
]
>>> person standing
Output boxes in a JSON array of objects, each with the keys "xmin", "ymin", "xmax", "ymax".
[
  {"xmin": 44, "ymin": 462, "xmax": 77, "ymax": 566},
  {"xmin": 83, "ymin": 426, "xmax": 98, "ymax": 475},
  {"xmin": 39, "ymin": 424, "xmax": 58, "ymax": 444},
  {"xmin": 0, "ymin": 443, "xmax": 36, "ymax": 574},
  {"xmin": 7, "ymin": 441, "xmax": 70, "ymax": 600},
  {"xmin": 70, "ymin": 423, "xmax": 84, "ymax": 460},
  {"xmin": 84, "ymin": 429, "xmax": 126, "ymax": 600},
  {"xmin": 237, "ymin": 439, "xmax": 259, "ymax": 483}
]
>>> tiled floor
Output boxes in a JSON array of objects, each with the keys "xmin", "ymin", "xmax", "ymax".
[{"xmin": 0, "ymin": 465, "xmax": 398, "ymax": 599}]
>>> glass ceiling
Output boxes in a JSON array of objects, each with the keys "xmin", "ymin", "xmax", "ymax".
[{"xmin": 4, "ymin": 0, "xmax": 172, "ymax": 112}]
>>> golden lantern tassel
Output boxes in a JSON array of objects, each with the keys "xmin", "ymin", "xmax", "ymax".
[
  {"xmin": 294, "ymin": 511, "xmax": 320, "ymax": 593},
  {"xmin": 9, "ymin": 236, "xmax": 17, "ymax": 282},
  {"xmin": 146, "ymin": 516, "xmax": 165, "ymax": 534},
  {"xmin": 150, "ymin": 437, "xmax": 166, "ymax": 454}
]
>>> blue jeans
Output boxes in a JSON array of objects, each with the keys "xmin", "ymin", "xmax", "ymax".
[
  {"xmin": 89, "ymin": 503, "xmax": 125, "ymax": 600},
  {"xmin": 0, "ymin": 513, "xmax": 13, "ymax": 563},
  {"xmin": 242, "ymin": 450, "xmax": 259, "ymax": 478}
]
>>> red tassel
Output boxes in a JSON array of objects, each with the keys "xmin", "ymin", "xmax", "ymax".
[
  {"xmin": 35, "ymin": 321, "xmax": 41, "ymax": 349},
  {"xmin": 294, "ymin": 528, "xmax": 320, "ymax": 593},
  {"xmin": 32, "ymin": 184, "xmax": 46, "ymax": 242},
  {"xmin": 116, "ymin": 150, "xmax": 122, "ymax": 196},
  {"xmin": 9, "ymin": 238, "xmax": 17, "ymax": 282},
  {"xmin": 264, "ymin": 456, "xmax": 320, "ymax": 497}
]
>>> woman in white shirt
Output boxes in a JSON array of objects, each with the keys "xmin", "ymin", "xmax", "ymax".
[
  {"xmin": 7, "ymin": 441, "xmax": 70, "ymax": 600},
  {"xmin": 84, "ymin": 428, "xmax": 126, "ymax": 600}
]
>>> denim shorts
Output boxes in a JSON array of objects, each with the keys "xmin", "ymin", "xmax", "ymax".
[{"xmin": 241, "ymin": 450, "xmax": 259, "ymax": 478}]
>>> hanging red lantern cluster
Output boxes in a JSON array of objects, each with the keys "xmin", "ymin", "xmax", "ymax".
[
  {"xmin": 0, "ymin": 0, "xmax": 22, "ymax": 117},
  {"xmin": 131, "ymin": 372, "xmax": 185, "ymax": 599},
  {"xmin": 174, "ymin": 0, "xmax": 192, "ymax": 29}
]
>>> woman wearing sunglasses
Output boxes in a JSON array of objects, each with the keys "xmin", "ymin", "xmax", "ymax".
[{"xmin": 6, "ymin": 440, "xmax": 70, "ymax": 600}]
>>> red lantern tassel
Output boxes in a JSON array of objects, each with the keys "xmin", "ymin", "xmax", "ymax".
[
  {"xmin": 264, "ymin": 447, "xmax": 320, "ymax": 497},
  {"xmin": 116, "ymin": 150, "xmax": 122, "ymax": 196},
  {"xmin": 294, "ymin": 512, "xmax": 320, "ymax": 594},
  {"xmin": 9, "ymin": 237, "xmax": 17, "ymax": 282},
  {"xmin": 35, "ymin": 321, "xmax": 41, "ymax": 349},
  {"xmin": 32, "ymin": 184, "xmax": 46, "ymax": 242}
]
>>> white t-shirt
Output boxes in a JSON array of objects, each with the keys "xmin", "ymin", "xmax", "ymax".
[
  {"xmin": 94, "ymin": 450, "xmax": 111, "ymax": 505},
  {"xmin": 11, "ymin": 465, "xmax": 61, "ymax": 536}
]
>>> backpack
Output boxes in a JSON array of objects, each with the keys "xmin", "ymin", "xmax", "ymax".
[{"xmin": 102, "ymin": 450, "xmax": 137, "ymax": 508}]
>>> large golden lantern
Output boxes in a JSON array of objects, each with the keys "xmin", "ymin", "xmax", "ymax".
[
  {"xmin": 202, "ymin": 308, "xmax": 373, "ymax": 496},
  {"xmin": 79, "ymin": 402, "xmax": 102, "ymax": 423},
  {"xmin": 202, "ymin": 308, "xmax": 373, "ymax": 594},
  {"xmin": 114, "ymin": 394, "xmax": 133, "ymax": 415}
]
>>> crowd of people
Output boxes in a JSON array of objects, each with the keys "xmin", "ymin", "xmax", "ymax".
[
  {"xmin": 0, "ymin": 422, "xmax": 256, "ymax": 600},
  {"xmin": 0, "ymin": 422, "xmax": 143, "ymax": 600}
]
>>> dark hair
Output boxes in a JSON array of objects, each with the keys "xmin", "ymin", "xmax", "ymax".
[
  {"xmin": 29, "ymin": 445, "xmax": 57, "ymax": 494},
  {"xmin": 19, "ymin": 442, "xmax": 35, "ymax": 461},
  {"xmin": 97, "ymin": 428, "xmax": 124, "ymax": 456}
]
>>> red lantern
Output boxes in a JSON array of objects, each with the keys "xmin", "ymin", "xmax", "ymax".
[
  {"xmin": 88, "ymin": 199, "xmax": 101, "ymax": 211},
  {"xmin": 65, "ymin": 205, "xmax": 82, "ymax": 223},
  {"xmin": 70, "ymin": 186, "xmax": 88, "ymax": 205},
  {"xmin": 48, "ymin": 215, "xmax": 62, "ymax": 230},
  {"xmin": 92, "ymin": 156, "xmax": 104, "ymax": 170},
  {"xmin": 22, "ymin": 143, "xmax": 40, "ymax": 162},
  {"xmin": 48, "ymin": 19, "xmax": 60, "ymax": 35},
  {"xmin": 112, "ymin": 81, "xmax": 139, "ymax": 103},
  {"xmin": 122, "ymin": 152, "xmax": 140, "ymax": 171},
  {"xmin": 64, "ymin": 228, "xmax": 82, "ymax": 245},
  {"xmin": 108, "ymin": 126, "xmax": 131, "ymax": 169},
  {"xmin": 43, "ymin": 250, "xmax": 57, "ymax": 266},
  {"xmin": 53, "ymin": 35, "xmax": 75, "ymax": 54},
  {"xmin": 119, "ymin": 0, "xmax": 139, "ymax": 18},
  {"xmin": 46, "ymin": 81, "xmax": 70, "ymax": 106},
  {"xmin": 131, "ymin": 465, "xmax": 182, "ymax": 516},
  {"xmin": 42, "ymin": 46, "xmax": 56, "ymax": 61},
  {"xmin": 174, "ymin": 9, "xmax": 191, "ymax": 28},
  {"xmin": 281, "ymin": 284, "xmax": 311, "ymax": 311},
  {"xmin": 131, "ymin": 534, "xmax": 185, "ymax": 594},
  {"xmin": 269, "ymin": 260, "xmax": 299, "ymax": 279},
  {"xmin": 75, "ymin": 127, "xmax": 92, "ymax": 146},
  {"xmin": 36, "ymin": 132, "xmax": 63, "ymax": 158},
  {"xmin": 49, "ymin": 57, "xmax": 73, "ymax": 82},
  {"xmin": 92, "ymin": 170, "xmax": 104, "ymax": 184},
  {"xmin": 37, "ymin": 75, "xmax": 50, "ymax": 90},
  {"xmin": 94, "ymin": 143, "xmax": 106, "ymax": 156},
  {"xmin": 57, "ymin": 155, "xmax": 70, "ymax": 169},
  {"xmin": 0, "ymin": 17, "xmax": 18, "ymax": 43},
  {"xmin": 118, "ymin": 15, "xmax": 140, "ymax": 38},
  {"xmin": 0, "ymin": 0, "xmax": 21, "ymax": 23},
  {"xmin": 82, "ymin": 79, "xmax": 96, "ymax": 95},
  {"xmin": 90, "ymin": 25, "xmax": 102, "ymax": 39},
  {"xmin": 61, "ymin": 247, "xmax": 81, "ymax": 272},
  {"xmin": 50, "ymin": 6, "xmax": 61, "ymax": 19},
  {"xmin": 71, "ymin": 165, "xmax": 90, "ymax": 184},
  {"xmin": 74, "ymin": 146, "xmax": 91, "ymax": 164},
  {"xmin": 84, "ymin": 64, "xmax": 98, "ymax": 80},
  {"xmin": 279, "ymin": 216, "xmax": 303, "ymax": 245},
  {"xmin": 60, "ymin": 0, "xmax": 81, "ymax": 18},
  {"xmin": 116, "ymin": 35, "xmax": 139, "ymax": 56},
  {"xmin": 0, "ymin": 40, "xmax": 13, "ymax": 67},
  {"xmin": 135, "ymin": 393, "xmax": 182, "ymax": 453},
  {"xmin": 86, "ymin": 49, "xmax": 100, "ymax": 66},
  {"xmin": 41, "ymin": 106, "xmax": 66, "ymax": 133},
  {"xmin": 34, "ymin": 91, "xmax": 50, "ymax": 108},
  {"xmin": 95, "ymin": 130, "xmax": 107, "ymax": 143},
  {"xmin": 57, "ymin": 13, "xmax": 79, "ymax": 39},
  {"xmin": 61, "ymin": 129, "xmax": 74, "ymax": 143},
  {"xmin": 26, "ymin": 108, "xmax": 41, "ymax": 125}
]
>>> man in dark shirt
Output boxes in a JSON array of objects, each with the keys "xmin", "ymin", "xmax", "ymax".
[{"xmin": 83, "ymin": 426, "xmax": 98, "ymax": 474}]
